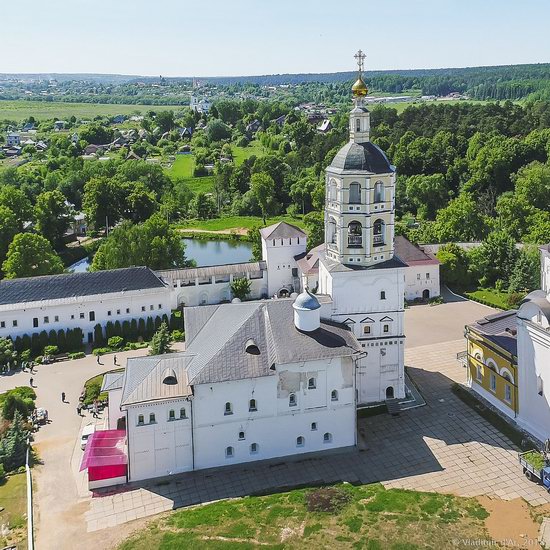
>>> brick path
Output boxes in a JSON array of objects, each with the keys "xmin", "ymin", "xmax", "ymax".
[{"xmin": 84, "ymin": 339, "xmax": 550, "ymax": 533}]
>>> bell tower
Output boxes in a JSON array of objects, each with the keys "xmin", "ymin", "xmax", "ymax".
[{"xmin": 323, "ymin": 50, "xmax": 396, "ymax": 268}]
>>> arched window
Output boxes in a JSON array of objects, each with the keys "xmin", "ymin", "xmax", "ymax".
[
  {"xmin": 349, "ymin": 182, "xmax": 361, "ymax": 204},
  {"xmin": 289, "ymin": 393, "xmax": 297, "ymax": 407},
  {"xmin": 225, "ymin": 446, "xmax": 234, "ymax": 458},
  {"xmin": 168, "ymin": 409, "xmax": 175, "ymax": 421},
  {"xmin": 348, "ymin": 221, "xmax": 362, "ymax": 247},
  {"xmin": 328, "ymin": 217, "xmax": 337, "ymax": 245},
  {"xmin": 137, "ymin": 414, "xmax": 144, "ymax": 425},
  {"xmin": 296, "ymin": 436, "xmax": 305, "ymax": 447},
  {"xmin": 224, "ymin": 402, "xmax": 233, "ymax": 415},
  {"xmin": 149, "ymin": 413, "xmax": 156, "ymax": 424},
  {"xmin": 308, "ymin": 377, "xmax": 316, "ymax": 390},
  {"xmin": 328, "ymin": 179, "xmax": 337, "ymax": 201},
  {"xmin": 238, "ymin": 431, "xmax": 245, "ymax": 440},
  {"xmin": 323, "ymin": 432, "xmax": 333, "ymax": 443},
  {"xmin": 180, "ymin": 408, "xmax": 187, "ymax": 419},
  {"xmin": 311, "ymin": 422, "xmax": 318, "ymax": 431},
  {"xmin": 355, "ymin": 118, "xmax": 361, "ymax": 132},
  {"xmin": 250, "ymin": 443, "xmax": 259, "ymax": 454},
  {"xmin": 374, "ymin": 181, "xmax": 384, "ymax": 203},
  {"xmin": 249, "ymin": 399, "xmax": 257, "ymax": 412},
  {"xmin": 373, "ymin": 219, "xmax": 385, "ymax": 246},
  {"xmin": 331, "ymin": 390, "xmax": 339, "ymax": 401}
]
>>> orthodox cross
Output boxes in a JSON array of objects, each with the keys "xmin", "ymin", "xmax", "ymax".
[{"xmin": 354, "ymin": 50, "xmax": 366, "ymax": 74}]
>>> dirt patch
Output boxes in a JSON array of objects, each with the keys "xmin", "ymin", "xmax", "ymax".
[{"xmin": 477, "ymin": 496, "xmax": 541, "ymax": 549}]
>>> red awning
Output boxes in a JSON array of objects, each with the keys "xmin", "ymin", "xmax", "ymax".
[{"xmin": 80, "ymin": 429, "xmax": 127, "ymax": 471}]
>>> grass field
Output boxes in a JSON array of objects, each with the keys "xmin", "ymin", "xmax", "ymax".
[
  {"xmin": 177, "ymin": 214, "xmax": 305, "ymax": 232},
  {"xmin": 464, "ymin": 288, "xmax": 510, "ymax": 310},
  {"xmin": 0, "ymin": 100, "xmax": 184, "ymax": 121},
  {"xmin": 0, "ymin": 473, "xmax": 27, "ymax": 549},
  {"xmin": 167, "ymin": 141, "xmax": 267, "ymax": 195},
  {"xmin": 118, "ymin": 482, "xmax": 490, "ymax": 550}
]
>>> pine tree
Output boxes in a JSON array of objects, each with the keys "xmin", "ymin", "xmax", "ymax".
[
  {"xmin": 509, "ymin": 249, "xmax": 540, "ymax": 293},
  {"xmin": 106, "ymin": 321, "xmax": 114, "ymax": 339},
  {"xmin": 114, "ymin": 321, "xmax": 122, "ymax": 337},
  {"xmin": 31, "ymin": 333, "xmax": 41, "ymax": 356},
  {"xmin": 138, "ymin": 318, "xmax": 146, "ymax": 339},
  {"xmin": 39, "ymin": 330, "xmax": 48, "ymax": 354},
  {"xmin": 122, "ymin": 320, "xmax": 131, "ymax": 340},
  {"xmin": 14, "ymin": 336, "xmax": 23, "ymax": 353},
  {"xmin": 72, "ymin": 328, "xmax": 84, "ymax": 351},
  {"xmin": 21, "ymin": 334, "xmax": 32, "ymax": 354},
  {"xmin": 146, "ymin": 317, "xmax": 154, "ymax": 339},
  {"xmin": 57, "ymin": 330, "xmax": 66, "ymax": 353},
  {"xmin": 149, "ymin": 322, "xmax": 172, "ymax": 356},
  {"xmin": 48, "ymin": 329, "xmax": 58, "ymax": 348},
  {"xmin": 130, "ymin": 319, "xmax": 138, "ymax": 340},
  {"xmin": 0, "ymin": 411, "xmax": 29, "ymax": 471},
  {"xmin": 94, "ymin": 324, "xmax": 104, "ymax": 346},
  {"xmin": 154, "ymin": 315, "xmax": 162, "ymax": 331}
]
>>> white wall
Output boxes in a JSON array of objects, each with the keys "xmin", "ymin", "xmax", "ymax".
[
  {"xmin": 262, "ymin": 236, "xmax": 306, "ymax": 296},
  {"xmin": 0, "ymin": 287, "xmax": 173, "ymax": 343},
  {"xmin": 517, "ymin": 305, "xmax": 550, "ymax": 442},
  {"xmin": 107, "ymin": 388, "xmax": 123, "ymax": 430},
  {"xmin": 403, "ymin": 263, "xmax": 440, "ymax": 301},
  {"xmin": 541, "ymin": 248, "xmax": 550, "ymax": 293}
]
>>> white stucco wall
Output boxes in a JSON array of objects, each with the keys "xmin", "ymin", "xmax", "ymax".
[
  {"xmin": 541, "ymin": 248, "xmax": 550, "ymax": 293},
  {"xmin": 403, "ymin": 263, "xmax": 440, "ymax": 301},
  {"xmin": 0, "ymin": 287, "xmax": 173, "ymax": 342},
  {"xmin": 262, "ymin": 236, "xmax": 307, "ymax": 296},
  {"xmin": 107, "ymin": 388, "xmax": 123, "ymax": 430}
]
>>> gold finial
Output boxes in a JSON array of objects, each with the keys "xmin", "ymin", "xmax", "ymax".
[{"xmin": 352, "ymin": 49, "xmax": 368, "ymax": 97}]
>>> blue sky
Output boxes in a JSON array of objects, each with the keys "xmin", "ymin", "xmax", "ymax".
[{"xmin": 3, "ymin": 0, "xmax": 550, "ymax": 76}]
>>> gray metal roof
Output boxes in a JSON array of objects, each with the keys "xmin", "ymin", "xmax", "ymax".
[
  {"xmin": 260, "ymin": 221, "xmax": 306, "ymax": 240},
  {"xmin": 120, "ymin": 299, "xmax": 362, "ymax": 404},
  {"xmin": 293, "ymin": 290, "xmax": 321, "ymax": 311},
  {"xmin": 394, "ymin": 236, "xmax": 438, "ymax": 265},
  {"xmin": 0, "ymin": 267, "xmax": 166, "ymax": 306},
  {"xmin": 468, "ymin": 310, "xmax": 518, "ymax": 356},
  {"xmin": 157, "ymin": 261, "xmax": 266, "ymax": 282},
  {"xmin": 101, "ymin": 371, "xmax": 124, "ymax": 392},
  {"xmin": 329, "ymin": 141, "xmax": 394, "ymax": 174},
  {"xmin": 320, "ymin": 250, "xmax": 407, "ymax": 273}
]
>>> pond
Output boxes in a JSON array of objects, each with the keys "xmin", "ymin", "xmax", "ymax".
[{"xmin": 69, "ymin": 238, "xmax": 253, "ymax": 272}]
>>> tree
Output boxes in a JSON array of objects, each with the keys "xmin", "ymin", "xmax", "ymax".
[
  {"xmin": 0, "ymin": 186, "xmax": 33, "ymax": 231},
  {"xmin": 34, "ymin": 189, "xmax": 71, "ymax": 247},
  {"xmin": 2, "ymin": 233, "xmax": 64, "ymax": 279},
  {"xmin": 303, "ymin": 211, "xmax": 324, "ymax": 249},
  {"xmin": 125, "ymin": 182, "xmax": 158, "ymax": 223},
  {"xmin": 90, "ymin": 214, "xmax": 188, "ymax": 271},
  {"xmin": 2, "ymin": 393, "xmax": 30, "ymax": 420},
  {"xmin": 432, "ymin": 193, "xmax": 487, "ymax": 242},
  {"xmin": 94, "ymin": 324, "xmax": 104, "ymax": 346},
  {"xmin": 0, "ymin": 205, "xmax": 18, "ymax": 272},
  {"xmin": 206, "ymin": 119, "xmax": 231, "ymax": 142},
  {"xmin": 0, "ymin": 411, "xmax": 29, "ymax": 471},
  {"xmin": 79, "ymin": 123, "xmax": 113, "ymax": 145},
  {"xmin": 436, "ymin": 243, "xmax": 470, "ymax": 287},
  {"xmin": 0, "ymin": 337, "xmax": 18, "ymax": 372},
  {"xmin": 250, "ymin": 172, "xmax": 276, "ymax": 224},
  {"xmin": 189, "ymin": 192, "xmax": 216, "ymax": 220},
  {"xmin": 230, "ymin": 277, "xmax": 251, "ymax": 301},
  {"xmin": 149, "ymin": 322, "xmax": 172, "ymax": 355},
  {"xmin": 155, "ymin": 111, "xmax": 175, "ymax": 133},
  {"xmin": 514, "ymin": 161, "xmax": 550, "ymax": 210},
  {"xmin": 405, "ymin": 173, "xmax": 450, "ymax": 220},
  {"xmin": 508, "ymin": 247, "xmax": 540, "ymax": 293},
  {"xmin": 247, "ymin": 224, "xmax": 263, "ymax": 261},
  {"xmin": 82, "ymin": 176, "xmax": 124, "ymax": 231}
]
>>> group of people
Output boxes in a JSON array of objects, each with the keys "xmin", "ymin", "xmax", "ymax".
[{"xmin": 76, "ymin": 399, "xmax": 101, "ymax": 418}]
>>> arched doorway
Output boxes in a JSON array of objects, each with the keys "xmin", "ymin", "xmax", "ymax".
[
  {"xmin": 422, "ymin": 289, "xmax": 430, "ymax": 300},
  {"xmin": 278, "ymin": 288, "xmax": 290, "ymax": 298},
  {"xmin": 385, "ymin": 386, "xmax": 394, "ymax": 399}
]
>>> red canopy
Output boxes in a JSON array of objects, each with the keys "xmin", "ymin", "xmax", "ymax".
[{"xmin": 80, "ymin": 429, "xmax": 127, "ymax": 471}]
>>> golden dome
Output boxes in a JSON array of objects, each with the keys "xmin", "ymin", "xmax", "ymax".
[{"xmin": 352, "ymin": 77, "xmax": 368, "ymax": 96}]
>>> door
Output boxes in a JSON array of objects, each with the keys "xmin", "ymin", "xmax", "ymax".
[
  {"xmin": 87, "ymin": 332, "xmax": 93, "ymax": 344},
  {"xmin": 422, "ymin": 289, "xmax": 430, "ymax": 300},
  {"xmin": 386, "ymin": 386, "xmax": 394, "ymax": 399}
]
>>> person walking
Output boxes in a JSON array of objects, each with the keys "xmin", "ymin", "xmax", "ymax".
[
  {"xmin": 113, "ymin": 354, "xmax": 117, "ymax": 366},
  {"xmin": 96, "ymin": 354, "xmax": 100, "ymax": 364},
  {"xmin": 29, "ymin": 377, "xmax": 34, "ymax": 387},
  {"xmin": 92, "ymin": 400, "xmax": 98, "ymax": 418},
  {"xmin": 61, "ymin": 392, "xmax": 66, "ymax": 403},
  {"xmin": 76, "ymin": 404, "xmax": 82, "ymax": 416}
]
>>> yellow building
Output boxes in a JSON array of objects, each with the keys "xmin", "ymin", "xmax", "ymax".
[{"xmin": 463, "ymin": 311, "xmax": 518, "ymax": 418}]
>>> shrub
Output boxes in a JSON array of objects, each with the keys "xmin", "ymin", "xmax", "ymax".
[
  {"xmin": 92, "ymin": 347, "xmax": 111, "ymax": 356},
  {"xmin": 2, "ymin": 394, "xmax": 30, "ymax": 420},
  {"xmin": 68, "ymin": 352, "xmax": 86, "ymax": 360},
  {"xmin": 171, "ymin": 330, "xmax": 184, "ymax": 342},
  {"xmin": 0, "ymin": 463, "xmax": 5, "ymax": 483},
  {"xmin": 0, "ymin": 411, "xmax": 29, "ymax": 471},
  {"xmin": 83, "ymin": 381, "xmax": 102, "ymax": 405},
  {"xmin": 506, "ymin": 292, "xmax": 525, "ymax": 308},
  {"xmin": 34, "ymin": 356, "xmax": 43, "ymax": 364},
  {"xmin": 20, "ymin": 350, "xmax": 31, "ymax": 362},
  {"xmin": 107, "ymin": 336, "xmax": 124, "ymax": 349},
  {"xmin": 43, "ymin": 345, "xmax": 58, "ymax": 356}
]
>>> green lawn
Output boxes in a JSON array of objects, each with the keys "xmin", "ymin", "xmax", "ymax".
[
  {"xmin": 232, "ymin": 141, "xmax": 266, "ymax": 164},
  {"xmin": 177, "ymin": 215, "xmax": 305, "ymax": 232},
  {"xmin": 0, "ymin": 473, "xmax": 27, "ymax": 549},
  {"xmin": 0, "ymin": 99, "xmax": 184, "ymax": 121},
  {"xmin": 118, "ymin": 483, "xmax": 490, "ymax": 550},
  {"xmin": 464, "ymin": 288, "xmax": 510, "ymax": 310}
]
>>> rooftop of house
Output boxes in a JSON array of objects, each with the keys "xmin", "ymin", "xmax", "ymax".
[
  {"xmin": 394, "ymin": 235, "xmax": 439, "ymax": 265},
  {"xmin": 0, "ymin": 266, "xmax": 167, "ymax": 306},
  {"xmin": 468, "ymin": 310, "xmax": 518, "ymax": 356},
  {"xmin": 295, "ymin": 244, "xmax": 323, "ymax": 275},
  {"xmin": 260, "ymin": 221, "xmax": 306, "ymax": 241},
  {"xmin": 101, "ymin": 371, "xmax": 125, "ymax": 392},
  {"xmin": 120, "ymin": 299, "xmax": 362, "ymax": 406}
]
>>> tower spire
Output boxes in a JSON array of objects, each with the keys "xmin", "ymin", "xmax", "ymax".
[{"xmin": 351, "ymin": 50, "xmax": 368, "ymax": 98}]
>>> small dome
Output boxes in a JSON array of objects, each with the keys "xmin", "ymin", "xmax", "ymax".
[
  {"xmin": 293, "ymin": 289, "xmax": 321, "ymax": 311},
  {"xmin": 245, "ymin": 338, "xmax": 261, "ymax": 355},
  {"xmin": 330, "ymin": 141, "xmax": 393, "ymax": 173},
  {"xmin": 352, "ymin": 77, "xmax": 368, "ymax": 96},
  {"xmin": 162, "ymin": 368, "xmax": 178, "ymax": 385}
]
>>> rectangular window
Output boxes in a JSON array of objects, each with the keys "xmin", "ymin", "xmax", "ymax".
[
  {"xmin": 149, "ymin": 413, "xmax": 156, "ymax": 423},
  {"xmin": 363, "ymin": 325, "xmax": 371, "ymax": 335},
  {"xmin": 383, "ymin": 324, "xmax": 389, "ymax": 333},
  {"xmin": 417, "ymin": 273, "xmax": 421, "ymax": 280},
  {"xmin": 380, "ymin": 291, "xmax": 386, "ymax": 300},
  {"xmin": 158, "ymin": 304, "xmax": 162, "ymax": 310},
  {"xmin": 426, "ymin": 273, "xmax": 430, "ymax": 279},
  {"xmin": 126, "ymin": 308, "xmax": 130, "ymax": 314},
  {"xmin": 71, "ymin": 314, "xmax": 75, "ymax": 320},
  {"xmin": 44, "ymin": 316, "xmax": 49, "ymax": 324},
  {"xmin": 141, "ymin": 306, "xmax": 146, "ymax": 312},
  {"xmin": 150, "ymin": 305, "xmax": 154, "ymax": 311},
  {"xmin": 54, "ymin": 316, "xmax": 59, "ymax": 322},
  {"xmin": 168, "ymin": 410, "xmax": 175, "ymax": 421},
  {"xmin": 505, "ymin": 384, "xmax": 512, "ymax": 403},
  {"xmin": 33, "ymin": 318, "xmax": 39, "ymax": 328},
  {"xmin": 137, "ymin": 415, "xmax": 144, "ymax": 425},
  {"xmin": 116, "ymin": 309, "xmax": 120, "ymax": 315},
  {"xmin": 12, "ymin": 320, "xmax": 17, "ymax": 327},
  {"xmin": 89, "ymin": 311, "xmax": 95, "ymax": 322},
  {"xmin": 79, "ymin": 313, "xmax": 85, "ymax": 319},
  {"xmin": 476, "ymin": 365, "xmax": 482, "ymax": 382},
  {"xmin": 490, "ymin": 373, "xmax": 496, "ymax": 392},
  {"xmin": 107, "ymin": 311, "xmax": 112, "ymax": 316},
  {"xmin": 0, "ymin": 321, "xmax": 4, "ymax": 329}
]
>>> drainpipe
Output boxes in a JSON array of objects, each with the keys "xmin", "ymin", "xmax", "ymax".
[
  {"xmin": 125, "ymin": 409, "xmax": 130, "ymax": 482},
  {"xmin": 189, "ymin": 395, "xmax": 195, "ymax": 471}
]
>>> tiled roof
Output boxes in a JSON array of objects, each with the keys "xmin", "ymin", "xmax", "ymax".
[
  {"xmin": 0, "ymin": 267, "xmax": 167, "ymax": 306},
  {"xmin": 330, "ymin": 141, "xmax": 394, "ymax": 174},
  {"xmin": 394, "ymin": 236, "xmax": 439, "ymax": 265},
  {"xmin": 260, "ymin": 222, "xmax": 306, "ymax": 240},
  {"xmin": 469, "ymin": 310, "xmax": 518, "ymax": 356}
]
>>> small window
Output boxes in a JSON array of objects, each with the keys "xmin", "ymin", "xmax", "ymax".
[
  {"xmin": 158, "ymin": 304, "xmax": 162, "ymax": 310},
  {"xmin": 107, "ymin": 311, "xmax": 112, "ymax": 316},
  {"xmin": 380, "ymin": 291, "xmax": 386, "ymax": 300},
  {"xmin": 80, "ymin": 312, "xmax": 85, "ymax": 319},
  {"xmin": 0, "ymin": 321, "xmax": 4, "ymax": 329},
  {"xmin": 226, "ymin": 446, "xmax": 234, "ymax": 458},
  {"xmin": 43, "ymin": 316, "xmax": 49, "ymax": 324},
  {"xmin": 249, "ymin": 399, "xmax": 257, "ymax": 412},
  {"xmin": 149, "ymin": 413, "xmax": 156, "ymax": 423},
  {"xmin": 137, "ymin": 415, "xmax": 144, "ymax": 425},
  {"xmin": 383, "ymin": 324, "xmax": 389, "ymax": 333},
  {"xmin": 363, "ymin": 325, "xmax": 371, "ymax": 335},
  {"xmin": 308, "ymin": 377, "xmax": 316, "ymax": 390},
  {"xmin": 296, "ymin": 436, "xmax": 305, "ymax": 447},
  {"xmin": 417, "ymin": 273, "xmax": 421, "ymax": 280},
  {"xmin": 71, "ymin": 314, "xmax": 75, "ymax": 320},
  {"xmin": 311, "ymin": 422, "xmax": 317, "ymax": 431},
  {"xmin": 168, "ymin": 409, "xmax": 175, "ymax": 421},
  {"xmin": 426, "ymin": 273, "xmax": 430, "ymax": 279},
  {"xmin": 180, "ymin": 408, "xmax": 187, "ymax": 419},
  {"xmin": 490, "ymin": 373, "xmax": 496, "ymax": 392},
  {"xmin": 476, "ymin": 365, "xmax": 482, "ymax": 381},
  {"xmin": 238, "ymin": 431, "xmax": 245, "ymax": 440},
  {"xmin": 33, "ymin": 317, "xmax": 38, "ymax": 328},
  {"xmin": 116, "ymin": 309, "xmax": 120, "ymax": 315},
  {"xmin": 324, "ymin": 432, "xmax": 333, "ymax": 443},
  {"xmin": 289, "ymin": 393, "xmax": 297, "ymax": 407},
  {"xmin": 250, "ymin": 443, "xmax": 259, "ymax": 454},
  {"xmin": 54, "ymin": 315, "xmax": 59, "ymax": 322},
  {"xmin": 331, "ymin": 390, "xmax": 339, "ymax": 401},
  {"xmin": 141, "ymin": 306, "xmax": 146, "ymax": 312},
  {"xmin": 150, "ymin": 305, "xmax": 154, "ymax": 311},
  {"xmin": 224, "ymin": 402, "xmax": 233, "ymax": 415},
  {"xmin": 126, "ymin": 308, "xmax": 130, "ymax": 314},
  {"xmin": 505, "ymin": 384, "xmax": 512, "ymax": 403},
  {"xmin": 12, "ymin": 320, "xmax": 17, "ymax": 327}
]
